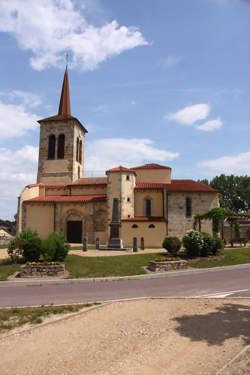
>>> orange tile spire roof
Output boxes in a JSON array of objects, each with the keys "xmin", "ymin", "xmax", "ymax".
[{"xmin": 58, "ymin": 66, "xmax": 71, "ymax": 117}]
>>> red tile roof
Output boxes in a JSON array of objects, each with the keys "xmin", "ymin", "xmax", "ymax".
[
  {"xmin": 132, "ymin": 163, "xmax": 171, "ymax": 170},
  {"xmin": 136, "ymin": 180, "xmax": 217, "ymax": 193},
  {"xmin": 122, "ymin": 216, "xmax": 165, "ymax": 222},
  {"xmin": 106, "ymin": 166, "xmax": 136, "ymax": 175},
  {"xmin": 25, "ymin": 194, "xmax": 106, "ymax": 203},
  {"xmin": 71, "ymin": 177, "xmax": 107, "ymax": 186}
]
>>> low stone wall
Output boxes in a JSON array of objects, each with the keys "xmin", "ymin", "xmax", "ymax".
[
  {"xmin": 148, "ymin": 260, "xmax": 188, "ymax": 272},
  {"xmin": 16, "ymin": 263, "xmax": 65, "ymax": 278}
]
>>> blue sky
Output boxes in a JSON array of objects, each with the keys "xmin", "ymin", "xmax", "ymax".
[{"xmin": 0, "ymin": 0, "xmax": 250, "ymax": 219}]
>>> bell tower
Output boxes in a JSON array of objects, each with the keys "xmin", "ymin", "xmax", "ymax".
[{"xmin": 37, "ymin": 67, "xmax": 87, "ymax": 185}]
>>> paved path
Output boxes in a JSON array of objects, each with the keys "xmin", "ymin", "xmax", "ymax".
[{"xmin": 0, "ymin": 264, "xmax": 250, "ymax": 307}]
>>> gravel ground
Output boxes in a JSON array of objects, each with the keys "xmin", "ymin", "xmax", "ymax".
[{"xmin": 0, "ymin": 298, "xmax": 250, "ymax": 375}]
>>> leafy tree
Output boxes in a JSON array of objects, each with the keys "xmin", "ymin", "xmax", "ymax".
[{"xmin": 199, "ymin": 175, "xmax": 250, "ymax": 212}]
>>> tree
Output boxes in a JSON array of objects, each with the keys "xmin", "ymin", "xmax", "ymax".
[{"xmin": 199, "ymin": 175, "xmax": 250, "ymax": 212}]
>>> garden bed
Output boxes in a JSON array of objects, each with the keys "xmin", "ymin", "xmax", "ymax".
[
  {"xmin": 148, "ymin": 259, "xmax": 188, "ymax": 272},
  {"xmin": 15, "ymin": 262, "xmax": 66, "ymax": 278}
]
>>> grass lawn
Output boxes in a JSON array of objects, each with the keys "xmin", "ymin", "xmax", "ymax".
[
  {"xmin": 0, "ymin": 244, "xmax": 8, "ymax": 249},
  {"xmin": 0, "ymin": 303, "xmax": 98, "ymax": 333},
  {"xmin": 0, "ymin": 261, "xmax": 21, "ymax": 281},
  {"xmin": 65, "ymin": 253, "xmax": 166, "ymax": 278},
  {"xmin": 193, "ymin": 247, "xmax": 250, "ymax": 268}
]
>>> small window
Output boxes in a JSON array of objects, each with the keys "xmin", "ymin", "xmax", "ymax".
[
  {"xmin": 76, "ymin": 138, "xmax": 79, "ymax": 162},
  {"xmin": 132, "ymin": 224, "xmax": 138, "ymax": 228},
  {"xmin": 78, "ymin": 166, "xmax": 80, "ymax": 179},
  {"xmin": 186, "ymin": 197, "xmax": 192, "ymax": 218},
  {"xmin": 145, "ymin": 198, "xmax": 152, "ymax": 217},
  {"xmin": 127, "ymin": 197, "xmax": 131, "ymax": 203},
  {"xmin": 128, "ymin": 215, "xmax": 131, "ymax": 218},
  {"xmin": 126, "ymin": 175, "xmax": 130, "ymax": 181},
  {"xmin": 149, "ymin": 224, "xmax": 155, "ymax": 228},
  {"xmin": 79, "ymin": 140, "xmax": 82, "ymax": 164},
  {"xmin": 57, "ymin": 134, "xmax": 65, "ymax": 159},
  {"xmin": 48, "ymin": 134, "xmax": 56, "ymax": 159}
]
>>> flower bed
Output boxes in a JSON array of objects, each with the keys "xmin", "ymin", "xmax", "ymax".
[
  {"xmin": 16, "ymin": 262, "xmax": 65, "ymax": 278},
  {"xmin": 148, "ymin": 259, "xmax": 188, "ymax": 272}
]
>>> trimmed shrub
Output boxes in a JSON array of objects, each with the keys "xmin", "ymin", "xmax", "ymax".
[
  {"xmin": 162, "ymin": 236, "xmax": 181, "ymax": 257},
  {"xmin": 200, "ymin": 233, "xmax": 216, "ymax": 257},
  {"xmin": 183, "ymin": 230, "xmax": 203, "ymax": 258},
  {"xmin": 41, "ymin": 233, "xmax": 69, "ymax": 261},
  {"xmin": 18, "ymin": 229, "xmax": 41, "ymax": 262},
  {"xmin": 212, "ymin": 236, "xmax": 224, "ymax": 256}
]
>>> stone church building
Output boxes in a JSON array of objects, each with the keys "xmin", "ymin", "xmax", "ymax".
[{"xmin": 17, "ymin": 68, "xmax": 219, "ymax": 247}]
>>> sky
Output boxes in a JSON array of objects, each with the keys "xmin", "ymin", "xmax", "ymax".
[{"xmin": 0, "ymin": 0, "xmax": 250, "ymax": 220}]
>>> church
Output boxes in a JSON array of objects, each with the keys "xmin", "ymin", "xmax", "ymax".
[{"xmin": 17, "ymin": 68, "xmax": 220, "ymax": 247}]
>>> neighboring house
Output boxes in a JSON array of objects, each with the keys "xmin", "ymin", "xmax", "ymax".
[
  {"xmin": 17, "ymin": 68, "xmax": 220, "ymax": 247},
  {"xmin": 0, "ymin": 227, "xmax": 13, "ymax": 244}
]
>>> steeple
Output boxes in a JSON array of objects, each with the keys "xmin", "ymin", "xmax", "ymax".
[{"xmin": 58, "ymin": 66, "xmax": 71, "ymax": 117}]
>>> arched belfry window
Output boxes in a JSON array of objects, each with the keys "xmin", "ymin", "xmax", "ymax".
[
  {"xmin": 144, "ymin": 197, "xmax": 152, "ymax": 217},
  {"xmin": 186, "ymin": 197, "xmax": 192, "ymax": 218},
  {"xmin": 79, "ymin": 140, "xmax": 82, "ymax": 164},
  {"xmin": 48, "ymin": 134, "xmax": 56, "ymax": 160},
  {"xmin": 57, "ymin": 134, "xmax": 65, "ymax": 159},
  {"xmin": 76, "ymin": 138, "xmax": 79, "ymax": 162}
]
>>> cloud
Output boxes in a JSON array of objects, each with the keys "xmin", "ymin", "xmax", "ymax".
[
  {"xmin": 166, "ymin": 104, "xmax": 210, "ymax": 125},
  {"xmin": 7, "ymin": 90, "xmax": 42, "ymax": 108},
  {"xmin": 158, "ymin": 55, "xmax": 182, "ymax": 69},
  {"xmin": 0, "ymin": 100, "xmax": 39, "ymax": 140},
  {"xmin": 92, "ymin": 104, "xmax": 108, "ymax": 114},
  {"xmin": 198, "ymin": 150, "xmax": 250, "ymax": 175},
  {"xmin": 197, "ymin": 118, "xmax": 223, "ymax": 132},
  {"xmin": 0, "ymin": 145, "xmax": 38, "ymax": 219},
  {"xmin": 0, "ymin": 0, "xmax": 148, "ymax": 71},
  {"xmin": 85, "ymin": 138, "xmax": 179, "ymax": 172}
]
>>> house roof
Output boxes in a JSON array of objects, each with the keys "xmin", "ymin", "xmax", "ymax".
[
  {"xmin": 70, "ymin": 177, "xmax": 108, "ymax": 186},
  {"xmin": 25, "ymin": 194, "xmax": 106, "ymax": 203},
  {"xmin": 132, "ymin": 163, "xmax": 171, "ymax": 170},
  {"xmin": 136, "ymin": 180, "xmax": 217, "ymax": 193},
  {"xmin": 106, "ymin": 166, "xmax": 136, "ymax": 175},
  {"xmin": 122, "ymin": 216, "xmax": 165, "ymax": 222}
]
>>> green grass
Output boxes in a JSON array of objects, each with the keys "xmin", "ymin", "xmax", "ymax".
[
  {"xmin": 0, "ymin": 260, "xmax": 20, "ymax": 281},
  {"xmin": 65, "ymin": 253, "xmax": 166, "ymax": 278},
  {"xmin": 70, "ymin": 244, "xmax": 96, "ymax": 250},
  {"xmin": 192, "ymin": 247, "xmax": 250, "ymax": 268},
  {"xmin": 0, "ymin": 244, "xmax": 8, "ymax": 249},
  {"xmin": 0, "ymin": 303, "xmax": 98, "ymax": 333}
]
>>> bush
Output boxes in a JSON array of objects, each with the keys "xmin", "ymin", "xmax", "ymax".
[
  {"xmin": 18, "ymin": 229, "xmax": 41, "ymax": 262},
  {"xmin": 200, "ymin": 233, "xmax": 216, "ymax": 257},
  {"xmin": 183, "ymin": 230, "xmax": 203, "ymax": 258},
  {"xmin": 41, "ymin": 233, "xmax": 69, "ymax": 261},
  {"xmin": 212, "ymin": 236, "xmax": 224, "ymax": 255},
  {"xmin": 162, "ymin": 236, "xmax": 181, "ymax": 257},
  {"xmin": 7, "ymin": 238, "xmax": 23, "ymax": 263}
]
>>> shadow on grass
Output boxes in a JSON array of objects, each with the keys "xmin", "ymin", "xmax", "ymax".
[{"xmin": 174, "ymin": 303, "xmax": 250, "ymax": 346}]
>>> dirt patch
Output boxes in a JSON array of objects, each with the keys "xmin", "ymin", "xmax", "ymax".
[{"xmin": 0, "ymin": 299, "xmax": 249, "ymax": 375}]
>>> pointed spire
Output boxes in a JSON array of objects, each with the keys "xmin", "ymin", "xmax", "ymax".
[{"xmin": 58, "ymin": 66, "xmax": 71, "ymax": 117}]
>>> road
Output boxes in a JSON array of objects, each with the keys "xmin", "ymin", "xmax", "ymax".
[{"xmin": 0, "ymin": 264, "xmax": 250, "ymax": 307}]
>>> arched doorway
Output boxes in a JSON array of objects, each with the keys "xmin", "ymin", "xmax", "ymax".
[{"xmin": 67, "ymin": 220, "xmax": 82, "ymax": 243}]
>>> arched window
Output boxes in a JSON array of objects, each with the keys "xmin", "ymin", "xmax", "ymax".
[
  {"xmin": 48, "ymin": 134, "xmax": 56, "ymax": 159},
  {"xmin": 57, "ymin": 134, "xmax": 65, "ymax": 159},
  {"xmin": 76, "ymin": 138, "xmax": 79, "ymax": 162},
  {"xmin": 186, "ymin": 197, "xmax": 192, "ymax": 218},
  {"xmin": 132, "ymin": 224, "xmax": 138, "ymax": 228},
  {"xmin": 79, "ymin": 140, "xmax": 82, "ymax": 164},
  {"xmin": 144, "ymin": 197, "xmax": 152, "ymax": 217},
  {"xmin": 148, "ymin": 224, "xmax": 155, "ymax": 228}
]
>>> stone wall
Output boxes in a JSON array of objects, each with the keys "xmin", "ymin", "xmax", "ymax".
[{"xmin": 167, "ymin": 192, "xmax": 219, "ymax": 239}]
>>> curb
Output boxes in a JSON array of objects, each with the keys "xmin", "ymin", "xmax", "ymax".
[{"xmin": 1, "ymin": 262, "xmax": 250, "ymax": 287}]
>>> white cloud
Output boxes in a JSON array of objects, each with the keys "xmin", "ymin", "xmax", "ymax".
[
  {"xmin": 0, "ymin": 0, "xmax": 148, "ymax": 71},
  {"xmin": 197, "ymin": 118, "xmax": 223, "ymax": 132},
  {"xmin": 198, "ymin": 150, "xmax": 250, "ymax": 175},
  {"xmin": 131, "ymin": 100, "xmax": 136, "ymax": 105},
  {"xmin": 0, "ymin": 145, "xmax": 38, "ymax": 219},
  {"xmin": 85, "ymin": 138, "xmax": 179, "ymax": 172},
  {"xmin": 166, "ymin": 103, "xmax": 210, "ymax": 125},
  {"xmin": 159, "ymin": 55, "xmax": 182, "ymax": 69},
  {"xmin": 7, "ymin": 90, "xmax": 42, "ymax": 108},
  {"xmin": 0, "ymin": 100, "xmax": 39, "ymax": 140}
]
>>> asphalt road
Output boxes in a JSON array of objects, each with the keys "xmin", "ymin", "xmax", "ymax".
[{"xmin": 0, "ymin": 264, "xmax": 250, "ymax": 307}]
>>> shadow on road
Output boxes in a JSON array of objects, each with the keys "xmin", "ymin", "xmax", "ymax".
[{"xmin": 174, "ymin": 303, "xmax": 250, "ymax": 346}]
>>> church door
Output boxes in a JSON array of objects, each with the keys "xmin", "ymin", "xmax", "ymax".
[{"xmin": 67, "ymin": 221, "xmax": 82, "ymax": 243}]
